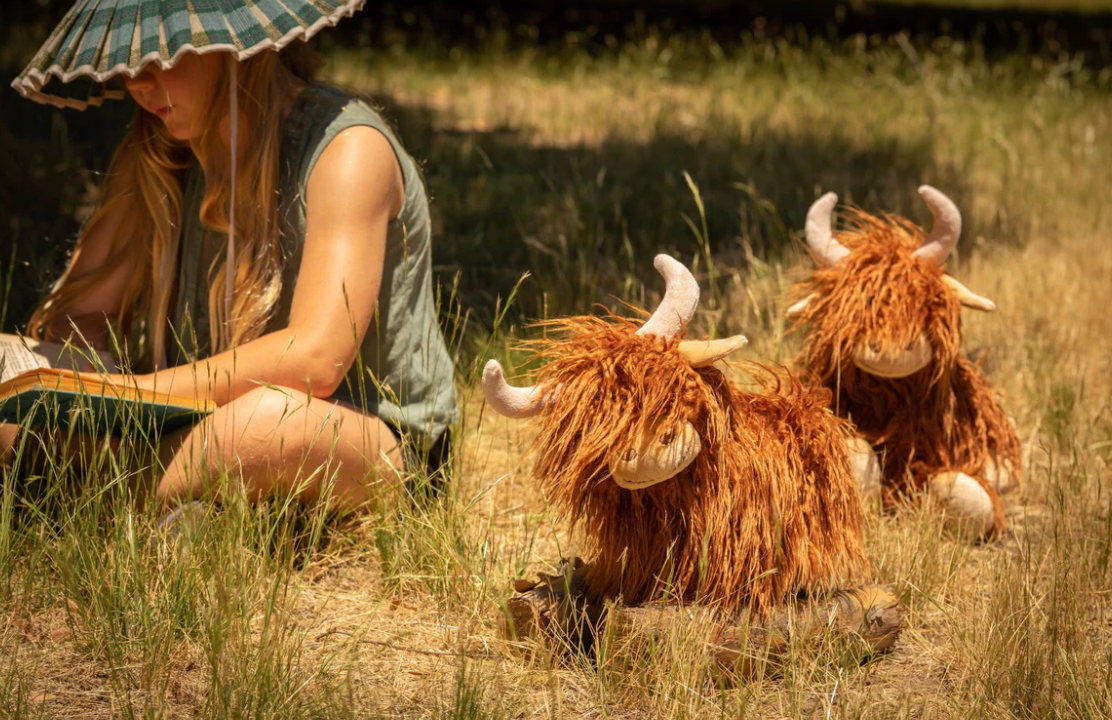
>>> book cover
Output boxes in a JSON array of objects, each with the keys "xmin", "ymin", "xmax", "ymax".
[
  {"xmin": 1, "ymin": 335, "xmax": 215, "ymax": 435},
  {"xmin": 1, "ymin": 370, "xmax": 215, "ymax": 435}
]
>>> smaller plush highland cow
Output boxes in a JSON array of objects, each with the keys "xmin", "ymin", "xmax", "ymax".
[
  {"xmin": 484, "ymin": 256, "xmax": 868, "ymax": 616},
  {"xmin": 788, "ymin": 186, "xmax": 1022, "ymax": 538}
]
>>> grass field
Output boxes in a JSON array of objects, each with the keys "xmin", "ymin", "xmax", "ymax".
[{"xmin": 3, "ymin": 20, "xmax": 1112, "ymax": 719}]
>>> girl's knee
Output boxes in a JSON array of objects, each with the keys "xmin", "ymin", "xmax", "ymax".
[
  {"xmin": 154, "ymin": 473, "xmax": 194, "ymax": 507},
  {"xmin": 155, "ymin": 387, "xmax": 353, "ymax": 508},
  {"xmin": 234, "ymin": 386, "xmax": 318, "ymax": 430},
  {"xmin": 221, "ymin": 385, "xmax": 338, "ymax": 459}
]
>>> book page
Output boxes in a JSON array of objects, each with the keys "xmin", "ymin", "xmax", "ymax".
[
  {"xmin": 0, "ymin": 334, "xmax": 117, "ymax": 385},
  {"xmin": 0, "ymin": 336, "xmax": 50, "ymax": 385}
]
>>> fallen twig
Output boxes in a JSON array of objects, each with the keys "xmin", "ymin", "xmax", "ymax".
[{"xmin": 314, "ymin": 629, "xmax": 493, "ymax": 659}]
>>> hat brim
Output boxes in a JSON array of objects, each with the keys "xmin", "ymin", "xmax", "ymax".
[{"xmin": 13, "ymin": 0, "xmax": 366, "ymax": 111}]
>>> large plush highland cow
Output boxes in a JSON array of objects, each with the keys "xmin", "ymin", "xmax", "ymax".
[
  {"xmin": 788, "ymin": 186, "xmax": 1022, "ymax": 538},
  {"xmin": 483, "ymin": 255, "xmax": 868, "ymax": 616}
]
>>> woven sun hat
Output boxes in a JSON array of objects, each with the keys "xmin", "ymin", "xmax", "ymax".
[{"xmin": 12, "ymin": 0, "xmax": 366, "ymax": 111}]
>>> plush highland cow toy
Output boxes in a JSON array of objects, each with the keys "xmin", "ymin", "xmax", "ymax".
[
  {"xmin": 483, "ymin": 255, "xmax": 868, "ymax": 616},
  {"xmin": 787, "ymin": 186, "xmax": 1022, "ymax": 538}
]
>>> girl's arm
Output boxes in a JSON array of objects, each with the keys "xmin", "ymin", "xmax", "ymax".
[{"xmin": 123, "ymin": 126, "xmax": 404, "ymax": 405}]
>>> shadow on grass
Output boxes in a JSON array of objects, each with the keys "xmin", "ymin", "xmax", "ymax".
[
  {"xmin": 0, "ymin": 90, "xmax": 131, "ymax": 334},
  {"xmin": 2, "ymin": 85, "xmax": 989, "ymax": 343},
  {"xmin": 372, "ymin": 90, "xmax": 983, "ymax": 330}
]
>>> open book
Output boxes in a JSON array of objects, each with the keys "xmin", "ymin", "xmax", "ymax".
[{"xmin": 0, "ymin": 333, "xmax": 214, "ymax": 435}]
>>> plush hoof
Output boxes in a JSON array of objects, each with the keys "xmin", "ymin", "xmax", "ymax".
[
  {"xmin": 928, "ymin": 471, "xmax": 997, "ymax": 539},
  {"xmin": 844, "ymin": 436, "xmax": 882, "ymax": 503},
  {"xmin": 984, "ymin": 456, "xmax": 1018, "ymax": 495}
]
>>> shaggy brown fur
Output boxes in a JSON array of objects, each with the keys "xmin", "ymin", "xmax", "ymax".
[
  {"xmin": 792, "ymin": 209, "xmax": 1022, "ymax": 530},
  {"xmin": 524, "ymin": 315, "xmax": 868, "ymax": 617}
]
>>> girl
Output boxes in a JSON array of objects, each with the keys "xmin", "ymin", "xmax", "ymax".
[{"xmin": 5, "ymin": 32, "xmax": 458, "ymax": 511}]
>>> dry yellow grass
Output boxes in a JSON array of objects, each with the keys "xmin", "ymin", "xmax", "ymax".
[{"xmin": 3, "ymin": 32, "xmax": 1112, "ymax": 718}]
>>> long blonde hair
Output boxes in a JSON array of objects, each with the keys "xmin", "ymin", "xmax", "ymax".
[{"xmin": 30, "ymin": 44, "xmax": 322, "ymax": 368}]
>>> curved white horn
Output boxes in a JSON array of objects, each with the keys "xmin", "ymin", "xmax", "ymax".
[
  {"xmin": 482, "ymin": 360, "xmax": 546, "ymax": 418},
  {"xmin": 913, "ymin": 185, "xmax": 962, "ymax": 266},
  {"xmin": 942, "ymin": 275, "xmax": 996, "ymax": 312},
  {"xmin": 636, "ymin": 254, "xmax": 700, "ymax": 339},
  {"xmin": 805, "ymin": 192, "xmax": 851, "ymax": 267}
]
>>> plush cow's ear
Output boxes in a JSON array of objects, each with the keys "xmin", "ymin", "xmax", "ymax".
[
  {"xmin": 942, "ymin": 275, "xmax": 996, "ymax": 312},
  {"xmin": 678, "ymin": 335, "xmax": 748, "ymax": 368},
  {"xmin": 785, "ymin": 292, "xmax": 817, "ymax": 319}
]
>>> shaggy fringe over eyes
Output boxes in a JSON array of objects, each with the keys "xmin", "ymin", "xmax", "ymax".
[
  {"xmin": 791, "ymin": 207, "xmax": 1022, "ymax": 511},
  {"xmin": 523, "ymin": 315, "xmax": 868, "ymax": 616},
  {"xmin": 794, "ymin": 209, "xmax": 962, "ymax": 387}
]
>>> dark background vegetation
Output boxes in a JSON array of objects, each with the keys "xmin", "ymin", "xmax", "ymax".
[{"xmin": 2, "ymin": 0, "xmax": 1110, "ymax": 335}]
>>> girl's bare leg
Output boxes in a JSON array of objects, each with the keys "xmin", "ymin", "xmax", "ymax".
[
  {"xmin": 0, "ymin": 424, "xmax": 17, "ymax": 466},
  {"xmin": 155, "ymin": 386, "xmax": 404, "ymax": 513},
  {"xmin": 1, "ymin": 423, "xmax": 117, "ymax": 476}
]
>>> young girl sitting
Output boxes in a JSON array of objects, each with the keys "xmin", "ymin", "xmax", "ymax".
[{"xmin": 4, "ymin": 41, "xmax": 458, "ymax": 512}]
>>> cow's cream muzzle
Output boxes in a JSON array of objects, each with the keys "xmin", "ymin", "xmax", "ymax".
[
  {"xmin": 852, "ymin": 333, "xmax": 933, "ymax": 379},
  {"xmin": 608, "ymin": 420, "xmax": 702, "ymax": 489}
]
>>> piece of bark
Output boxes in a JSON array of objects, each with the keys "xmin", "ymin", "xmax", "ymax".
[
  {"xmin": 500, "ymin": 557, "xmax": 600, "ymax": 648},
  {"xmin": 48, "ymin": 627, "xmax": 74, "ymax": 644},
  {"xmin": 500, "ymin": 560, "xmax": 903, "ymax": 675},
  {"xmin": 610, "ymin": 586, "xmax": 903, "ymax": 676}
]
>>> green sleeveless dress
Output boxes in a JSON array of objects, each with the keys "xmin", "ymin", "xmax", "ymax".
[{"xmin": 172, "ymin": 84, "xmax": 458, "ymax": 449}]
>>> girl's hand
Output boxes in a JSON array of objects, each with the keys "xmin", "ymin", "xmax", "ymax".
[
  {"xmin": 96, "ymin": 371, "xmax": 159, "ymax": 393},
  {"xmin": 127, "ymin": 373, "xmax": 160, "ymax": 393}
]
